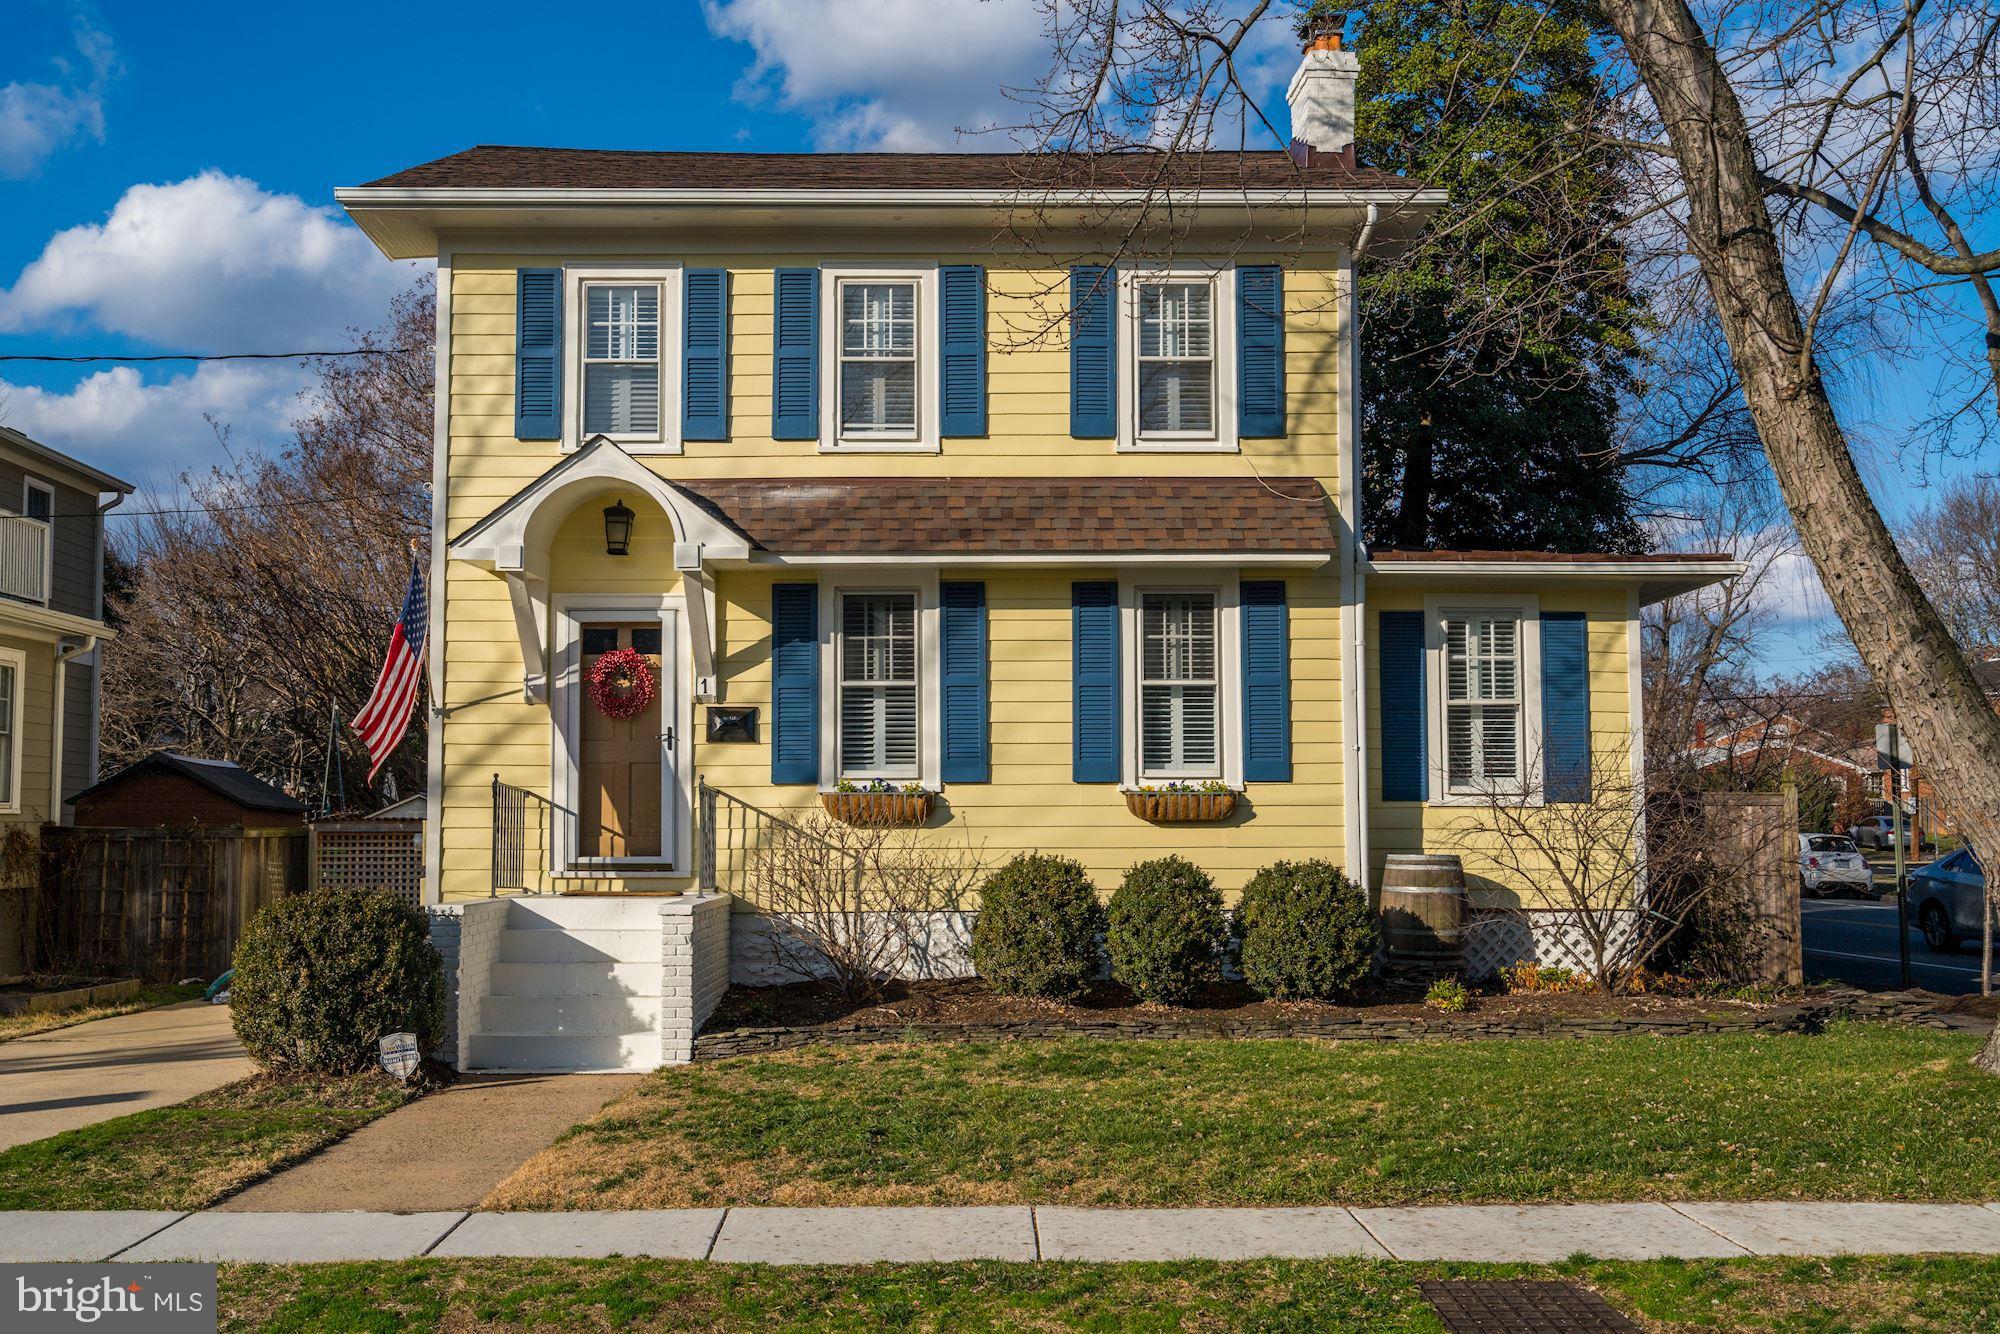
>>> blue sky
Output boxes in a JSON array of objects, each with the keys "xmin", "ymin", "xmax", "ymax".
[{"xmin": 0, "ymin": 0, "xmax": 1989, "ymax": 677}]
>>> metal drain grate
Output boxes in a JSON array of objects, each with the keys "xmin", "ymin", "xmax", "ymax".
[{"xmin": 1419, "ymin": 1280, "xmax": 1639, "ymax": 1333}]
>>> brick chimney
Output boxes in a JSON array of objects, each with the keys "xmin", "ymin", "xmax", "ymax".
[{"xmin": 1288, "ymin": 28, "xmax": 1361, "ymax": 167}]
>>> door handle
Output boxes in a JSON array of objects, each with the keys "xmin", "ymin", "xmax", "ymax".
[{"xmin": 660, "ymin": 726, "xmax": 676, "ymax": 749}]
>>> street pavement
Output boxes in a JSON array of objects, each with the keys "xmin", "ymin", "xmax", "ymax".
[
  {"xmin": 1802, "ymin": 898, "xmax": 1989, "ymax": 995},
  {"xmin": 7, "ymin": 1202, "xmax": 2000, "ymax": 1264}
]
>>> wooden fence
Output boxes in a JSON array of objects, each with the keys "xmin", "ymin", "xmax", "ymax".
[
  {"xmin": 37, "ymin": 825, "xmax": 307, "ymax": 981},
  {"xmin": 1703, "ymin": 789, "xmax": 1802, "ymax": 988}
]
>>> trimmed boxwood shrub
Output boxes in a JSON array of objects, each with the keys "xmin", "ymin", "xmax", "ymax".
[
  {"xmin": 970, "ymin": 854, "xmax": 1104, "ymax": 1000},
  {"xmin": 231, "ymin": 888, "xmax": 446, "ymax": 1074},
  {"xmin": 1106, "ymin": 855, "xmax": 1227, "ymax": 1004},
  {"xmin": 1233, "ymin": 858, "xmax": 1378, "ymax": 1000}
]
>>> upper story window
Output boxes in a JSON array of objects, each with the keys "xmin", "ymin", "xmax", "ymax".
[
  {"xmin": 838, "ymin": 590, "xmax": 920, "ymax": 779},
  {"xmin": 23, "ymin": 480, "xmax": 52, "ymax": 523},
  {"xmin": 1139, "ymin": 591, "xmax": 1220, "ymax": 779},
  {"xmin": 1118, "ymin": 268, "xmax": 1238, "ymax": 453},
  {"xmin": 1442, "ymin": 611, "xmax": 1522, "ymax": 792},
  {"xmin": 821, "ymin": 266, "xmax": 940, "ymax": 452},
  {"xmin": 564, "ymin": 264, "xmax": 682, "ymax": 454}
]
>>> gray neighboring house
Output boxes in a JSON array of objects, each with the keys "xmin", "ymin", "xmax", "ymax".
[{"xmin": 0, "ymin": 426, "xmax": 132, "ymax": 972}]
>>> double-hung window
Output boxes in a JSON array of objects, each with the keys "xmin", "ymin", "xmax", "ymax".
[
  {"xmin": 1443, "ymin": 612, "xmax": 1522, "ymax": 791},
  {"xmin": 1136, "ymin": 280, "xmax": 1216, "ymax": 439},
  {"xmin": 0, "ymin": 655, "xmax": 17, "ymax": 809},
  {"xmin": 838, "ymin": 591, "xmax": 919, "ymax": 778},
  {"xmin": 838, "ymin": 280, "xmax": 919, "ymax": 441},
  {"xmin": 1139, "ymin": 591, "xmax": 1220, "ymax": 778},
  {"xmin": 581, "ymin": 281, "xmax": 663, "ymax": 440}
]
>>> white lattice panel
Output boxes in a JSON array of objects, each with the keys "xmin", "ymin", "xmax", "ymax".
[
  {"xmin": 311, "ymin": 821, "xmax": 424, "ymax": 907},
  {"xmin": 1462, "ymin": 909, "xmax": 1638, "ymax": 981}
]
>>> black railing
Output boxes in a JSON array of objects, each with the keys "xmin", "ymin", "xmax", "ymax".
[
  {"xmin": 697, "ymin": 778, "xmax": 859, "ymax": 896},
  {"xmin": 490, "ymin": 774, "xmax": 562, "ymax": 896}
]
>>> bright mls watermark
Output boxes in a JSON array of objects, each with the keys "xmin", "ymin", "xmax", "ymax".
[{"xmin": 3, "ymin": 1265, "xmax": 215, "ymax": 1332}]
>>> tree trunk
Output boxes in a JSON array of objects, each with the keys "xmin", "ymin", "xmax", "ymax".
[
  {"xmin": 1395, "ymin": 421, "xmax": 1434, "ymax": 549},
  {"xmin": 1600, "ymin": 0, "xmax": 2000, "ymax": 1073}
]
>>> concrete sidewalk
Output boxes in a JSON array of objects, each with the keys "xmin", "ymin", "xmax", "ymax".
[
  {"xmin": 0, "ymin": 1002, "xmax": 251, "ymax": 1151},
  {"xmin": 4, "ymin": 1201, "xmax": 1999, "ymax": 1264}
]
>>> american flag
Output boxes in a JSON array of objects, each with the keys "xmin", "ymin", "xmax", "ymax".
[{"xmin": 352, "ymin": 558, "xmax": 428, "ymax": 782}]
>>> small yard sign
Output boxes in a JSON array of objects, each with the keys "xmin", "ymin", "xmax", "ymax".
[{"xmin": 378, "ymin": 1031, "xmax": 421, "ymax": 1081}]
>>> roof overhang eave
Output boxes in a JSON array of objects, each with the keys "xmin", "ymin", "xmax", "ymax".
[
  {"xmin": 1366, "ymin": 558, "xmax": 1748, "ymax": 606},
  {"xmin": 723, "ymin": 549, "xmax": 1334, "ymax": 569}
]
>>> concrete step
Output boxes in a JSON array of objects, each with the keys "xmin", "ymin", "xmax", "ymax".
[
  {"xmin": 480, "ymin": 994, "xmax": 662, "ymax": 1036},
  {"xmin": 466, "ymin": 1031, "xmax": 663, "ymax": 1072},
  {"xmin": 496, "ymin": 927, "xmax": 662, "ymax": 965},
  {"xmin": 505, "ymin": 896, "xmax": 669, "ymax": 932},
  {"xmin": 489, "ymin": 960, "xmax": 661, "ymax": 998}
]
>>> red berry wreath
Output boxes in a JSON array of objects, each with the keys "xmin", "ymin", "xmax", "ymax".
[{"xmin": 588, "ymin": 646, "xmax": 656, "ymax": 719}]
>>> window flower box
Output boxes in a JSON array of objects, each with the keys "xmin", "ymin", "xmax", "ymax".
[
  {"xmin": 822, "ymin": 783, "xmax": 935, "ymax": 827},
  {"xmin": 1124, "ymin": 784, "xmax": 1239, "ymax": 823}
]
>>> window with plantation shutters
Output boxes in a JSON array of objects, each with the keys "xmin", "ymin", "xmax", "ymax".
[
  {"xmin": 1136, "ymin": 280, "xmax": 1215, "ymax": 438},
  {"xmin": 582, "ymin": 282, "xmax": 662, "ymax": 439},
  {"xmin": 1443, "ymin": 612, "xmax": 1522, "ymax": 791},
  {"xmin": 1139, "ymin": 591, "xmax": 1220, "ymax": 778},
  {"xmin": 838, "ymin": 591, "xmax": 919, "ymax": 778},
  {"xmin": 838, "ymin": 280, "xmax": 918, "ymax": 440}
]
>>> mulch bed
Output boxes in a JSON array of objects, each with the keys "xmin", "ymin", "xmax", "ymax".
[{"xmin": 694, "ymin": 978, "xmax": 1984, "ymax": 1061}]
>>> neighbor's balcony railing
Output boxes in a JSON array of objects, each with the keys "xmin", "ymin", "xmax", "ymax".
[{"xmin": 0, "ymin": 515, "xmax": 49, "ymax": 605}]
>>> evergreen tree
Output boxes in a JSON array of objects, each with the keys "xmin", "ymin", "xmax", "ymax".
[{"xmin": 1353, "ymin": 0, "xmax": 1645, "ymax": 553}]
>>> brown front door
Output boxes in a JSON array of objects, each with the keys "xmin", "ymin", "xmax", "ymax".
[{"xmin": 578, "ymin": 623, "xmax": 664, "ymax": 860}]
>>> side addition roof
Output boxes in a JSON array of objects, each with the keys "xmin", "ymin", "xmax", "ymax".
[{"xmin": 68, "ymin": 751, "xmax": 307, "ymax": 813}]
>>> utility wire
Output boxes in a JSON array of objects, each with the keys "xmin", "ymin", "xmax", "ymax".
[{"xmin": 0, "ymin": 349, "xmax": 418, "ymax": 364}]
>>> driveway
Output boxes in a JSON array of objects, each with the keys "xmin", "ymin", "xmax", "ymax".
[
  {"xmin": 1801, "ymin": 898, "xmax": 1989, "ymax": 995},
  {"xmin": 0, "ymin": 1001, "xmax": 252, "ymax": 1151}
]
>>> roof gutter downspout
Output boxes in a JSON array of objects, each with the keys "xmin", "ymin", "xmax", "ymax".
[
  {"xmin": 1341, "ymin": 221, "xmax": 1375, "ymax": 891},
  {"xmin": 51, "ymin": 633, "xmax": 99, "ymax": 823},
  {"xmin": 1353, "ymin": 202, "xmax": 1381, "ymax": 258},
  {"xmin": 86, "ymin": 491, "xmax": 122, "ymax": 803}
]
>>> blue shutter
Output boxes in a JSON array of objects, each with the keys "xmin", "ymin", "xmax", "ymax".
[
  {"xmin": 770, "ymin": 583, "xmax": 819, "ymax": 785},
  {"xmin": 1072, "ymin": 581, "xmax": 1120, "ymax": 782},
  {"xmin": 1379, "ymin": 610, "xmax": 1427, "ymax": 802},
  {"xmin": 940, "ymin": 581, "xmax": 990, "ymax": 782},
  {"xmin": 1542, "ymin": 612, "xmax": 1592, "ymax": 803},
  {"xmin": 772, "ymin": 268, "xmax": 819, "ymax": 440},
  {"xmin": 515, "ymin": 268, "xmax": 562, "ymax": 440},
  {"xmin": 1069, "ymin": 265, "xmax": 1117, "ymax": 438},
  {"xmin": 1241, "ymin": 580, "xmax": 1291, "ymax": 782},
  {"xmin": 939, "ymin": 265, "xmax": 987, "ymax": 437},
  {"xmin": 683, "ymin": 268, "xmax": 729, "ymax": 441},
  {"xmin": 1237, "ymin": 265, "xmax": 1285, "ymax": 437}
]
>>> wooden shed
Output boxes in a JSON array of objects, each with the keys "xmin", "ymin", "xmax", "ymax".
[{"xmin": 68, "ymin": 752, "xmax": 307, "ymax": 829}]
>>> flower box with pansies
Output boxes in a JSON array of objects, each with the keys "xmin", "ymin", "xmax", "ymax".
[
  {"xmin": 1123, "ymin": 781, "xmax": 1240, "ymax": 823},
  {"xmin": 821, "ymin": 780, "xmax": 936, "ymax": 827}
]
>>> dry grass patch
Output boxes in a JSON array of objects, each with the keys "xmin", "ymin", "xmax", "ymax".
[
  {"xmin": 0, "ymin": 1072, "xmax": 415, "ymax": 1210},
  {"xmin": 484, "ymin": 1026, "xmax": 2000, "ymax": 1211}
]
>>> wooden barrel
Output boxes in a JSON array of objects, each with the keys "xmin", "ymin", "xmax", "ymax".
[{"xmin": 1379, "ymin": 853, "xmax": 1467, "ymax": 972}]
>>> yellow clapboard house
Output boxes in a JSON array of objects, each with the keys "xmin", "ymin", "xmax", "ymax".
[{"xmin": 340, "ymin": 39, "xmax": 1738, "ymax": 1072}]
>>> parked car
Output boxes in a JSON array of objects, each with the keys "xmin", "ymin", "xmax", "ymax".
[
  {"xmin": 1909, "ymin": 847, "xmax": 1991, "ymax": 952},
  {"xmin": 1798, "ymin": 834, "xmax": 1874, "ymax": 898},
  {"xmin": 1848, "ymin": 814, "xmax": 1919, "ymax": 851}
]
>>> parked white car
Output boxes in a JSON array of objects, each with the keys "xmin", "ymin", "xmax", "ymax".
[
  {"xmin": 1848, "ymin": 815, "xmax": 1916, "ymax": 851},
  {"xmin": 1800, "ymin": 833, "xmax": 1874, "ymax": 897}
]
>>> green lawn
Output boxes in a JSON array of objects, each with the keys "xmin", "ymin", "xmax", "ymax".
[
  {"xmin": 0, "ymin": 982, "xmax": 205, "ymax": 1043},
  {"xmin": 0, "ymin": 1073, "xmax": 414, "ymax": 1210},
  {"xmin": 217, "ymin": 1255, "xmax": 2000, "ymax": 1332},
  {"xmin": 488, "ymin": 1024, "xmax": 2000, "ymax": 1210}
]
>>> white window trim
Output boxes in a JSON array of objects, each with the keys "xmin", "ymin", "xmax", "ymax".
[
  {"xmin": 550, "ymin": 593, "xmax": 692, "ymax": 877},
  {"xmin": 1118, "ymin": 266, "xmax": 1239, "ymax": 453},
  {"xmin": 817, "ymin": 568, "xmax": 942, "ymax": 788},
  {"xmin": 819, "ymin": 264, "xmax": 941, "ymax": 453},
  {"xmin": 562, "ymin": 262, "xmax": 683, "ymax": 455},
  {"xmin": 1423, "ymin": 593, "xmax": 1543, "ymax": 806},
  {"xmin": 0, "ymin": 646, "xmax": 24, "ymax": 814},
  {"xmin": 1118, "ymin": 573, "xmax": 1243, "ymax": 789},
  {"xmin": 22, "ymin": 478, "xmax": 53, "ymax": 605}
]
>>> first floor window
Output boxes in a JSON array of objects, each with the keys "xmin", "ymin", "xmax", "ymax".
[
  {"xmin": 0, "ymin": 661, "xmax": 15, "ymax": 807},
  {"xmin": 1136, "ymin": 278, "xmax": 1215, "ymax": 437},
  {"xmin": 838, "ymin": 591, "xmax": 918, "ymax": 777},
  {"xmin": 1140, "ymin": 590, "xmax": 1219, "ymax": 777},
  {"xmin": 582, "ymin": 282, "xmax": 661, "ymax": 437},
  {"xmin": 1444, "ymin": 612, "xmax": 1521, "ymax": 790},
  {"xmin": 838, "ymin": 280, "xmax": 918, "ymax": 439}
]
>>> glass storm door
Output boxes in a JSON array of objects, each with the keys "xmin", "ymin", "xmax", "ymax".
[{"xmin": 577, "ymin": 622, "xmax": 671, "ymax": 862}]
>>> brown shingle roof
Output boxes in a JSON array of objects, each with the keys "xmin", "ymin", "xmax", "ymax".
[
  {"xmin": 1370, "ymin": 548, "xmax": 1737, "ymax": 564},
  {"xmin": 361, "ymin": 146, "xmax": 1413, "ymax": 193},
  {"xmin": 670, "ymin": 477, "xmax": 1335, "ymax": 555}
]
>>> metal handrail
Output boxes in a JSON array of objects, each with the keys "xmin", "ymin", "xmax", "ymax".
[
  {"xmin": 490, "ymin": 774, "xmax": 566, "ymax": 896},
  {"xmin": 697, "ymin": 778, "xmax": 859, "ymax": 895}
]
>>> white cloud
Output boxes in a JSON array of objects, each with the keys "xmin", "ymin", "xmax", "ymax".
[
  {"xmin": 0, "ymin": 361, "xmax": 312, "ymax": 490},
  {"xmin": 0, "ymin": 17, "xmax": 117, "ymax": 178},
  {"xmin": 0, "ymin": 171, "xmax": 423, "ymax": 348},
  {"xmin": 704, "ymin": 0, "xmax": 1049, "ymax": 149}
]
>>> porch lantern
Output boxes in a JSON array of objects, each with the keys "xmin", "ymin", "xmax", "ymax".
[{"xmin": 602, "ymin": 499, "xmax": 635, "ymax": 556}]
